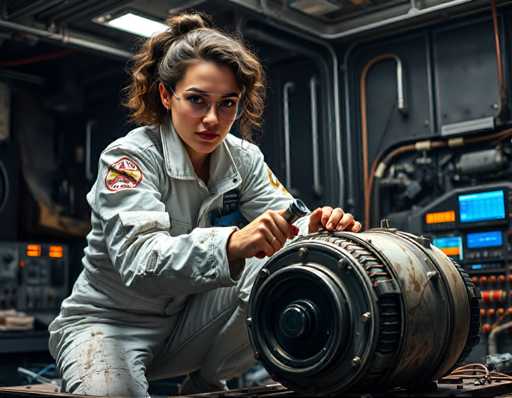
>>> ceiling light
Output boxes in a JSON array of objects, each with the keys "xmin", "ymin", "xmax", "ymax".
[{"xmin": 94, "ymin": 12, "xmax": 168, "ymax": 37}]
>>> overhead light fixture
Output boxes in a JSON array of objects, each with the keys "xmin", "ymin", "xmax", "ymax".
[
  {"xmin": 94, "ymin": 12, "xmax": 168, "ymax": 37},
  {"xmin": 288, "ymin": 0, "xmax": 343, "ymax": 16}
]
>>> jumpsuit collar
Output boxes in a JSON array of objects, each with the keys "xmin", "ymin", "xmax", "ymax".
[{"xmin": 159, "ymin": 122, "xmax": 241, "ymax": 193}]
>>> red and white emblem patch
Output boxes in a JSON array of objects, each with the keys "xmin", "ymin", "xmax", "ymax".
[{"xmin": 105, "ymin": 157, "xmax": 143, "ymax": 192}]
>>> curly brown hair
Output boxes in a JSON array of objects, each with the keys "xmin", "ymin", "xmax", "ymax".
[{"xmin": 124, "ymin": 12, "xmax": 265, "ymax": 141}]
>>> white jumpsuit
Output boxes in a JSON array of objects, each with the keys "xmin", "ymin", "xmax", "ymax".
[{"xmin": 48, "ymin": 122, "xmax": 309, "ymax": 396}]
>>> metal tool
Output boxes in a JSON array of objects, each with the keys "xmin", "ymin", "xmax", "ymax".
[{"xmin": 282, "ymin": 199, "xmax": 309, "ymax": 224}]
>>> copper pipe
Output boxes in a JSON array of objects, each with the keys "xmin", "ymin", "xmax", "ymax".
[
  {"xmin": 360, "ymin": 54, "xmax": 405, "ymax": 228},
  {"xmin": 491, "ymin": 0, "xmax": 507, "ymax": 118},
  {"xmin": 366, "ymin": 128, "xmax": 512, "ymax": 226}
]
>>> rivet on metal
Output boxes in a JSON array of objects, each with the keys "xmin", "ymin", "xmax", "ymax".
[
  {"xmin": 246, "ymin": 317, "xmax": 252, "ymax": 326},
  {"xmin": 352, "ymin": 356, "xmax": 361, "ymax": 367},
  {"xmin": 427, "ymin": 271, "xmax": 439, "ymax": 280},
  {"xmin": 298, "ymin": 247, "xmax": 309, "ymax": 259},
  {"xmin": 361, "ymin": 312, "xmax": 371, "ymax": 322},
  {"xmin": 337, "ymin": 258, "xmax": 347, "ymax": 270},
  {"xmin": 259, "ymin": 268, "xmax": 270, "ymax": 278}
]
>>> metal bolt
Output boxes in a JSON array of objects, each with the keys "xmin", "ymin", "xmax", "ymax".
[
  {"xmin": 337, "ymin": 258, "xmax": 347, "ymax": 270},
  {"xmin": 427, "ymin": 271, "xmax": 439, "ymax": 280},
  {"xmin": 259, "ymin": 268, "xmax": 270, "ymax": 278},
  {"xmin": 246, "ymin": 317, "xmax": 252, "ymax": 326},
  {"xmin": 298, "ymin": 247, "xmax": 308, "ymax": 259},
  {"xmin": 492, "ymin": 103, "xmax": 499, "ymax": 110},
  {"xmin": 361, "ymin": 312, "xmax": 371, "ymax": 322},
  {"xmin": 352, "ymin": 356, "xmax": 361, "ymax": 367}
]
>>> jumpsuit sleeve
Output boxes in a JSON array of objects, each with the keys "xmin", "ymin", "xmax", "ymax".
[
  {"xmin": 238, "ymin": 146, "xmax": 310, "ymax": 234},
  {"xmin": 93, "ymin": 144, "xmax": 238, "ymax": 295}
]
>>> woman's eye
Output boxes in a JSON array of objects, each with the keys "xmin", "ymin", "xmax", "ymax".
[
  {"xmin": 220, "ymin": 99, "xmax": 236, "ymax": 108},
  {"xmin": 185, "ymin": 95, "xmax": 205, "ymax": 105}
]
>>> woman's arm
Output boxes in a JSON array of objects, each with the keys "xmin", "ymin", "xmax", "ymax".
[{"xmin": 94, "ymin": 144, "xmax": 239, "ymax": 295}]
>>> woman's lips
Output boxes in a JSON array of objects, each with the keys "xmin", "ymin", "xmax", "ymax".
[{"xmin": 197, "ymin": 132, "xmax": 219, "ymax": 141}]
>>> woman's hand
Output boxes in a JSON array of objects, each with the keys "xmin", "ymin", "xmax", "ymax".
[
  {"xmin": 227, "ymin": 209, "xmax": 298, "ymax": 264},
  {"xmin": 308, "ymin": 206, "xmax": 362, "ymax": 233}
]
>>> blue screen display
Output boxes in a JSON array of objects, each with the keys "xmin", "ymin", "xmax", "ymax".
[
  {"xmin": 458, "ymin": 190, "xmax": 506, "ymax": 223},
  {"xmin": 433, "ymin": 236, "xmax": 463, "ymax": 260},
  {"xmin": 467, "ymin": 230, "xmax": 503, "ymax": 249}
]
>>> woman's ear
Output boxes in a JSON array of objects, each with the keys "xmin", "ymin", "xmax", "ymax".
[{"xmin": 159, "ymin": 82, "xmax": 171, "ymax": 110}]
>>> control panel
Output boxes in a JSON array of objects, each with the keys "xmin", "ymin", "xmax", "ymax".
[
  {"xmin": 0, "ymin": 242, "xmax": 68, "ymax": 313},
  {"xmin": 394, "ymin": 183, "xmax": 512, "ymax": 337}
]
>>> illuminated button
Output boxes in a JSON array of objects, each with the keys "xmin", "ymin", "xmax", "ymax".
[
  {"xmin": 471, "ymin": 276, "xmax": 479, "ymax": 285},
  {"xmin": 425, "ymin": 210, "xmax": 455, "ymax": 224},
  {"xmin": 487, "ymin": 308, "xmax": 496, "ymax": 317},
  {"xmin": 479, "ymin": 276, "xmax": 488, "ymax": 285},
  {"xmin": 497, "ymin": 308, "xmax": 505, "ymax": 317},
  {"xmin": 480, "ymin": 308, "xmax": 486, "ymax": 318},
  {"xmin": 489, "ymin": 275, "xmax": 497, "ymax": 284},
  {"xmin": 507, "ymin": 307, "xmax": 512, "ymax": 316},
  {"xmin": 482, "ymin": 323, "xmax": 492, "ymax": 334},
  {"xmin": 498, "ymin": 275, "xmax": 506, "ymax": 284}
]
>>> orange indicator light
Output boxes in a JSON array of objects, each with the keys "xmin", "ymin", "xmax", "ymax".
[
  {"xmin": 26, "ymin": 244, "xmax": 41, "ymax": 257},
  {"xmin": 49, "ymin": 245, "xmax": 64, "ymax": 259},
  {"xmin": 425, "ymin": 210, "xmax": 455, "ymax": 224},
  {"xmin": 440, "ymin": 247, "xmax": 460, "ymax": 256}
]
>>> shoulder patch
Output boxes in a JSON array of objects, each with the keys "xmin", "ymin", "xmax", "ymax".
[
  {"xmin": 105, "ymin": 157, "xmax": 143, "ymax": 192},
  {"xmin": 266, "ymin": 166, "xmax": 290, "ymax": 196}
]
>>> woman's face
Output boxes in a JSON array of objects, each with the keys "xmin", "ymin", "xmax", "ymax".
[{"xmin": 159, "ymin": 61, "xmax": 241, "ymax": 163}]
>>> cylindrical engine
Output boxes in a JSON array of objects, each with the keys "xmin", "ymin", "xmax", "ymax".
[{"xmin": 247, "ymin": 228, "xmax": 480, "ymax": 395}]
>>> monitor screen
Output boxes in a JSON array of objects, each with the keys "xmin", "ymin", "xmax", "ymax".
[
  {"xmin": 467, "ymin": 230, "xmax": 503, "ymax": 249},
  {"xmin": 433, "ymin": 236, "xmax": 463, "ymax": 260},
  {"xmin": 458, "ymin": 190, "xmax": 506, "ymax": 223}
]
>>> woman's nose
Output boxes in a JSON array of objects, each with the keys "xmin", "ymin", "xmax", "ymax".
[{"xmin": 202, "ymin": 103, "xmax": 219, "ymax": 125}]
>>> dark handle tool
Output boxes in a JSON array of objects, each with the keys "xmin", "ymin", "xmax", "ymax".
[{"xmin": 256, "ymin": 199, "xmax": 309, "ymax": 258}]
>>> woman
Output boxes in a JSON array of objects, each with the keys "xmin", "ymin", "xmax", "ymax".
[{"xmin": 48, "ymin": 12, "xmax": 361, "ymax": 396}]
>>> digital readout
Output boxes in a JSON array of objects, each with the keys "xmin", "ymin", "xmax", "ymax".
[
  {"xmin": 433, "ymin": 236, "xmax": 463, "ymax": 260},
  {"xmin": 459, "ymin": 190, "xmax": 505, "ymax": 223},
  {"xmin": 467, "ymin": 230, "xmax": 503, "ymax": 249}
]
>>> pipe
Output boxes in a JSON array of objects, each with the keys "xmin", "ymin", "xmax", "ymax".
[
  {"xmin": 243, "ymin": 26, "xmax": 342, "ymax": 204},
  {"xmin": 8, "ymin": 0, "xmax": 63, "ymax": 20},
  {"xmin": 242, "ymin": 0, "xmax": 483, "ymax": 40},
  {"xmin": 490, "ymin": 0, "xmax": 508, "ymax": 123},
  {"xmin": 0, "ymin": 19, "xmax": 132, "ymax": 59},
  {"xmin": 310, "ymin": 76, "xmax": 322, "ymax": 197},
  {"xmin": 359, "ymin": 54, "xmax": 406, "ymax": 227},
  {"xmin": 489, "ymin": 320, "xmax": 512, "ymax": 355},
  {"xmin": 283, "ymin": 82, "xmax": 294, "ymax": 191}
]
